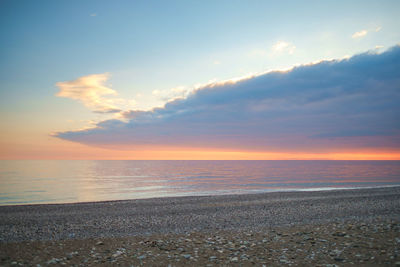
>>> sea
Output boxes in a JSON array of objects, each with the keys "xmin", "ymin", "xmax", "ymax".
[{"xmin": 1, "ymin": 160, "xmax": 400, "ymax": 205}]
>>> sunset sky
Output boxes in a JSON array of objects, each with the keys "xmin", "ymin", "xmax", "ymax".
[{"xmin": 1, "ymin": 0, "xmax": 400, "ymax": 160}]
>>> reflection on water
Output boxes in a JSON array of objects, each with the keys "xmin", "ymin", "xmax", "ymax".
[{"xmin": 0, "ymin": 160, "xmax": 399, "ymax": 205}]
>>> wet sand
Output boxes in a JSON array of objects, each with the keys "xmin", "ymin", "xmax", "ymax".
[{"xmin": 1, "ymin": 187, "xmax": 400, "ymax": 265}]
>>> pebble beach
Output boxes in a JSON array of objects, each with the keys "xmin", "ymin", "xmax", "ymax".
[{"xmin": 1, "ymin": 186, "xmax": 400, "ymax": 266}]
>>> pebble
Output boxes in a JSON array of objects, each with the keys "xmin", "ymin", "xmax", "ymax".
[
  {"xmin": 231, "ymin": 256, "xmax": 239, "ymax": 262},
  {"xmin": 334, "ymin": 257, "xmax": 345, "ymax": 262},
  {"xmin": 209, "ymin": 256, "xmax": 217, "ymax": 261},
  {"xmin": 112, "ymin": 249, "xmax": 125, "ymax": 258},
  {"xmin": 46, "ymin": 258, "xmax": 60, "ymax": 264},
  {"xmin": 1, "ymin": 187, "xmax": 400, "ymax": 266}
]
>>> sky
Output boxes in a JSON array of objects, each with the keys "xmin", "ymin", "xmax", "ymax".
[{"xmin": 1, "ymin": 0, "xmax": 400, "ymax": 160}]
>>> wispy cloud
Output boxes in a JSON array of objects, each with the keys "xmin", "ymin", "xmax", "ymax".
[
  {"xmin": 352, "ymin": 26, "xmax": 381, "ymax": 39},
  {"xmin": 55, "ymin": 46, "xmax": 400, "ymax": 153},
  {"xmin": 272, "ymin": 41, "xmax": 296, "ymax": 54},
  {"xmin": 56, "ymin": 73, "xmax": 123, "ymax": 113},
  {"xmin": 352, "ymin": 30, "xmax": 368, "ymax": 39},
  {"xmin": 152, "ymin": 86, "xmax": 189, "ymax": 102},
  {"xmin": 249, "ymin": 41, "xmax": 296, "ymax": 58}
]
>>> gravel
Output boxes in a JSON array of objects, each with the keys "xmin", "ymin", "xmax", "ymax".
[{"xmin": 0, "ymin": 187, "xmax": 399, "ymax": 265}]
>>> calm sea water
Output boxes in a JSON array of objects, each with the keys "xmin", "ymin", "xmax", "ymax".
[{"xmin": 1, "ymin": 160, "xmax": 400, "ymax": 205}]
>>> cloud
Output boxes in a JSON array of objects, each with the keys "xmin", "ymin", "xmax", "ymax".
[
  {"xmin": 352, "ymin": 29, "xmax": 368, "ymax": 39},
  {"xmin": 152, "ymin": 86, "xmax": 189, "ymax": 102},
  {"xmin": 55, "ymin": 46, "xmax": 400, "ymax": 153},
  {"xmin": 56, "ymin": 73, "xmax": 124, "ymax": 113},
  {"xmin": 272, "ymin": 41, "xmax": 296, "ymax": 54},
  {"xmin": 352, "ymin": 26, "xmax": 382, "ymax": 39},
  {"xmin": 90, "ymin": 13, "xmax": 97, "ymax": 17},
  {"xmin": 249, "ymin": 41, "xmax": 296, "ymax": 58}
]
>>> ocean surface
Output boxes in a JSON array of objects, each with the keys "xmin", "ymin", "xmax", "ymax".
[{"xmin": 1, "ymin": 160, "xmax": 400, "ymax": 205}]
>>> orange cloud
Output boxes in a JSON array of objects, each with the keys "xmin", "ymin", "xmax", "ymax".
[{"xmin": 56, "ymin": 73, "xmax": 122, "ymax": 113}]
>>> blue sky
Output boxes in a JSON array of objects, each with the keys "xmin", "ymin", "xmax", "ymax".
[{"xmin": 0, "ymin": 0, "xmax": 399, "ymax": 159}]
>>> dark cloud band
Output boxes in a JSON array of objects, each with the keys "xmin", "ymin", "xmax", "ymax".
[{"xmin": 55, "ymin": 46, "xmax": 400, "ymax": 152}]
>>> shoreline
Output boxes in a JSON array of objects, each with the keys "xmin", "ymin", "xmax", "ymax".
[{"xmin": 2, "ymin": 184, "xmax": 400, "ymax": 208}]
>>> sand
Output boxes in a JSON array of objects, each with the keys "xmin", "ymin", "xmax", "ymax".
[{"xmin": 1, "ymin": 186, "xmax": 399, "ymax": 266}]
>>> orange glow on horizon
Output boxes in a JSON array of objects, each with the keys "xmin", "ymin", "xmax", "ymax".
[{"xmin": 1, "ymin": 140, "xmax": 400, "ymax": 160}]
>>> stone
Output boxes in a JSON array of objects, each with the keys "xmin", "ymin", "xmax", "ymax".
[
  {"xmin": 209, "ymin": 256, "xmax": 217, "ymax": 260},
  {"xmin": 231, "ymin": 257, "xmax": 239, "ymax": 262},
  {"xmin": 112, "ymin": 250, "xmax": 124, "ymax": 258},
  {"xmin": 333, "ymin": 232, "xmax": 346, "ymax": 237},
  {"xmin": 334, "ymin": 258, "xmax": 345, "ymax": 262},
  {"xmin": 47, "ymin": 258, "xmax": 60, "ymax": 264}
]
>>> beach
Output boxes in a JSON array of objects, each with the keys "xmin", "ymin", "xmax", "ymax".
[{"xmin": 1, "ymin": 186, "xmax": 399, "ymax": 266}]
